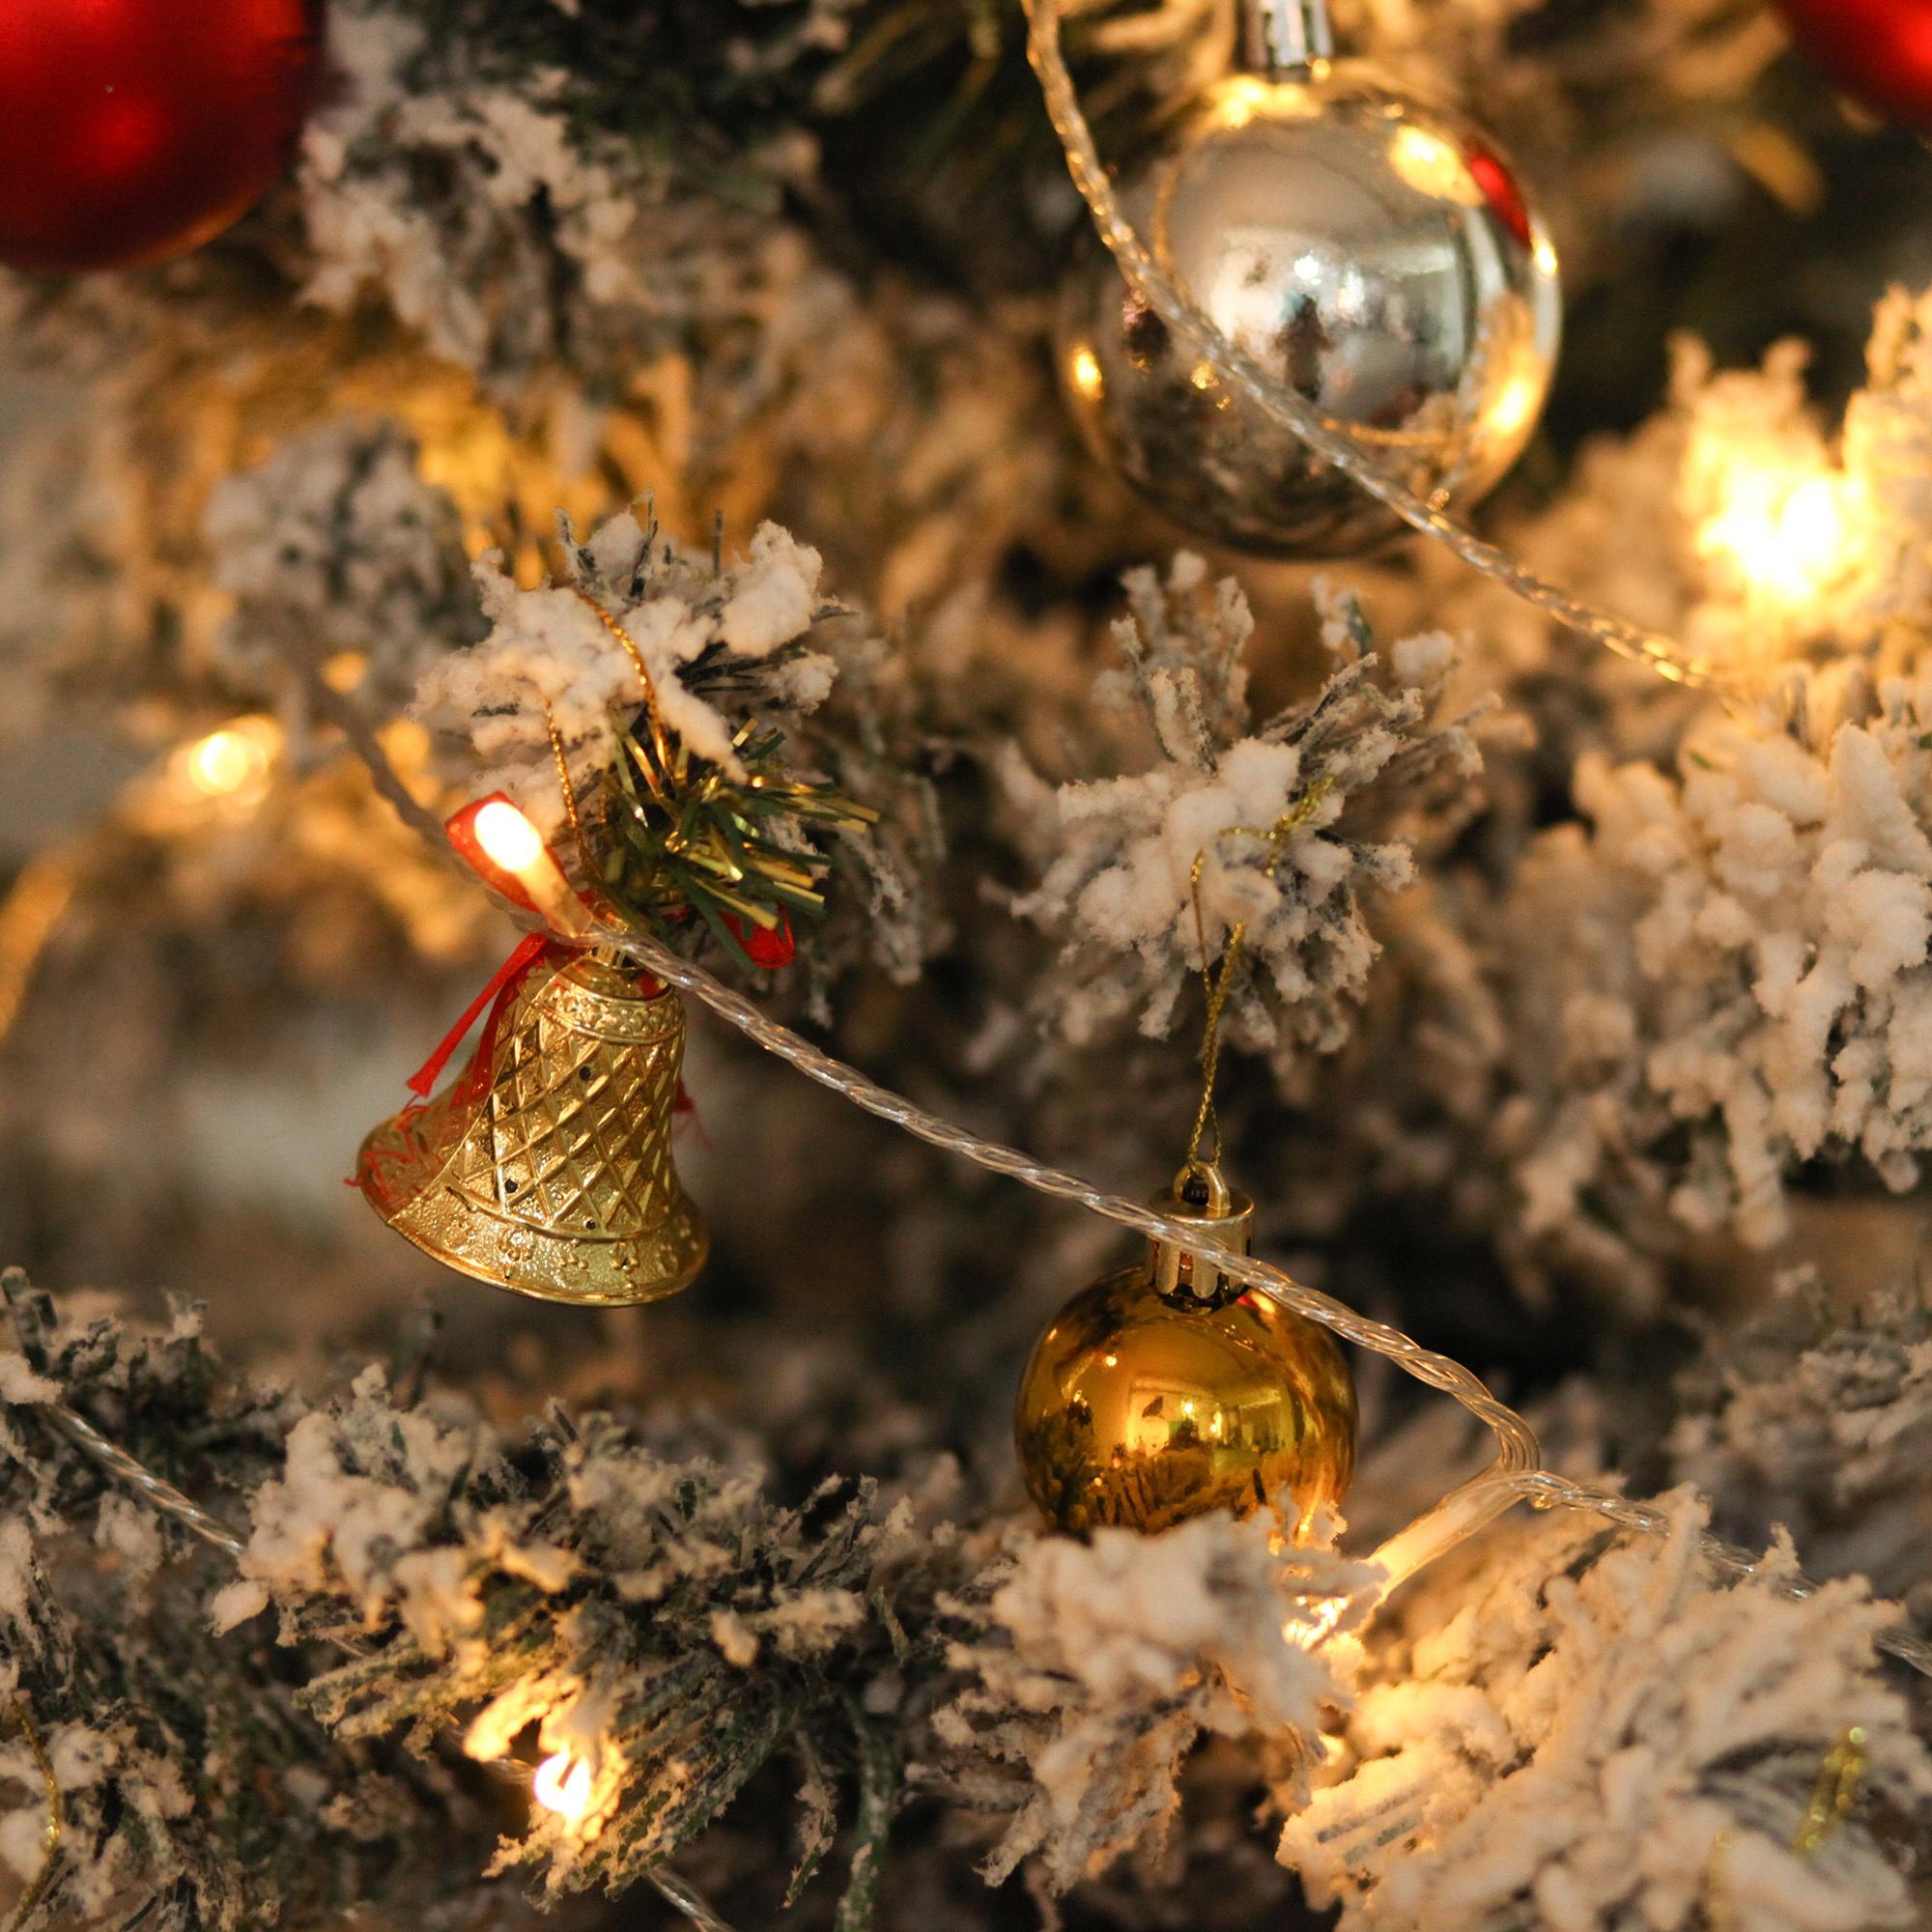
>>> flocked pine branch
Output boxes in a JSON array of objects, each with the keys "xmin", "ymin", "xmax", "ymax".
[
  {"xmin": 5, "ymin": 1269, "xmax": 1931, "ymax": 1929},
  {"xmin": 1004, "ymin": 555, "xmax": 1504, "ymax": 1065},
  {"xmin": 0, "ymin": 1272, "xmax": 494, "ymax": 1931},
  {"xmin": 0, "ymin": 1272, "xmax": 1379, "ymax": 1927}
]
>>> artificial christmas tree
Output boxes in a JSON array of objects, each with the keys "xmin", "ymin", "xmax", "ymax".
[{"xmin": 8, "ymin": 1, "xmax": 1932, "ymax": 1928}]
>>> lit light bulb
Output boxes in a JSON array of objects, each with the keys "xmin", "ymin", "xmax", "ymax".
[
  {"xmin": 532, "ymin": 1750, "xmax": 593, "ymax": 1822},
  {"xmin": 472, "ymin": 799, "xmax": 546, "ymax": 874},
  {"xmin": 1282, "ymin": 1594, "xmax": 1347, "ymax": 1649},
  {"xmin": 1067, "ymin": 346, "xmax": 1103, "ymax": 401},
  {"xmin": 181, "ymin": 719, "xmax": 278, "ymax": 801},
  {"xmin": 454, "ymin": 796, "xmax": 595, "ymax": 940},
  {"xmin": 1776, "ymin": 475, "xmax": 1853, "ymax": 590},
  {"xmin": 1698, "ymin": 462, "xmax": 1856, "ymax": 610}
]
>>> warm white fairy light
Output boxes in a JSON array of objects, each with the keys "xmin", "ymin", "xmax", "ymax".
[
  {"xmin": 467, "ymin": 798, "xmax": 596, "ymax": 939},
  {"xmin": 1282, "ymin": 1594, "xmax": 1347, "ymax": 1649},
  {"xmin": 1699, "ymin": 464, "xmax": 1857, "ymax": 607},
  {"xmin": 177, "ymin": 717, "xmax": 280, "ymax": 804},
  {"xmin": 188, "ymin": 733, "xmax": 260, "ymax": 796},
  {"xmin": 472, "ymin": 799, "xmax": 546, "ymax": 874},
  {"xmin": 532, "ymin": 1749, "xmax": 594, "ymax": 1823}
]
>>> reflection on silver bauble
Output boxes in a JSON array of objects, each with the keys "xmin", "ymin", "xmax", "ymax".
[{"xmin": 1056, "ymin": 65, "xmax": 1562, "ymax": 558}]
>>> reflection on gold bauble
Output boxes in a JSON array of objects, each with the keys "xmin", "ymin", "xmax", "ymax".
[{"xmin": 1015, "ymin": 1165, "xmax": 1354, "ymax": 1536}]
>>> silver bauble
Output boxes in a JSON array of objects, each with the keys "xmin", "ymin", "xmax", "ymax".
[{"xmin": 1057, "ymin": 65, "xmax": 1562, "ymax": 558}]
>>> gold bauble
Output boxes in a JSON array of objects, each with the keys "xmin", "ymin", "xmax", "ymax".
[
  {"xmin": 356, "ymin": 950, "xmax": 707, "ymax": 1306},
  {"xmin": 1016, "ymin": 1165, "xmax": 1354, "ymax": 1536}
]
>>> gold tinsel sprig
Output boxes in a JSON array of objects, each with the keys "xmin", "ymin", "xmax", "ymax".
[
  {"xmin": 566, "ymin": 583, "xmax": 878, "ymax": 967},
  {"xmin": 603, "ymin": 698, "xmax": 877, "ymax": 962}
]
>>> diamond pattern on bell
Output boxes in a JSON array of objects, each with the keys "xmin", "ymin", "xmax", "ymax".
[
  {"xmin": 449, "ymin": 1003, "xmax": 681, "ymax": 1240},
  {"xmin": 355, "ymin": 949, "xmax": 708, "ymax": 1305}
]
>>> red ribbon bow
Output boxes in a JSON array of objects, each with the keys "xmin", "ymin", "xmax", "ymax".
[
  {"xmin": 398, "ymin": 938, "xmax": 681, "ymax": 1123},
  {"xmin": 406, "ymin": 930, "xmax": 556, "ymax": 1107}
]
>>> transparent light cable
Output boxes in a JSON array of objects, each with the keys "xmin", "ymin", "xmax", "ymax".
[
  {"xmin": 334, "ymin": 701, "xmax": 1932, "ymax": 1679},
  {"xmin": 32, "ymin": 1404, "xmax": 741, "ymax": 1932}
]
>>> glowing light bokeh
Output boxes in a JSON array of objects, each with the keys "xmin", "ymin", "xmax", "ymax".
[
  {"xmin": 1699, "ymin": 466, "xmax": 1856, "ymax": 607},
  {"xmin": 1282, "ymin": 1595, "xmax": 1347, "ymax": 1649},
  {"xmin": 179, "ymin": 718, "xmax": 279, "ymax": 803},
  {"xmin": 471, "ymin": 799, "xmax": 546, "ymax": 875},
  {"xmin": 532, "ymin": 1750, "xmax": 593, "ymax": 1822}
]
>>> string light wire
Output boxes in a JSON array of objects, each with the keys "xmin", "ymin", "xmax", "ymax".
[
  {"xmin": 324, "ymin": 699, "xmax": 1932, "ymax": 1677},
  {"xmin": 28, "ymin": 1405, "xmax": 740, "ymax": 1932}
]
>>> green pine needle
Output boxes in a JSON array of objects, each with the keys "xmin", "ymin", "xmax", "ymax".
[{"xmin": 592, "ymin": 693, "xmax": 876, "ymax": 959}]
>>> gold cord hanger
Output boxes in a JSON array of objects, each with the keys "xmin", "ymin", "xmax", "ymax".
[{"xmin": 1184, "ymin": 778, "xmax": 1334, "ymax": 1171}]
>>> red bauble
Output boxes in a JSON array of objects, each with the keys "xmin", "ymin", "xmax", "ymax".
[
  {"xmin": 1772, "ymin": 0, "xmax": 1932, "ymax": 128},
  {"xmin": 0, "ymin": 0, "xmax": 324, "ymax": 273}
]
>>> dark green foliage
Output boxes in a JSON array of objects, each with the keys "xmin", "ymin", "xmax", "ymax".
[
  {"xmin": 0, "ymin": 1274, "xmax": 992, "ymax": 1928},
  {"xmin": 0, "ymin": 1273, "xmax": 493, "ymax": 1931},
  {"xmin": 601, "ymin": 692, "xmax": 877, "ymax": 969}
]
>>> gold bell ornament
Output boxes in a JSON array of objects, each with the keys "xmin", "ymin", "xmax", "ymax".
[
  {"xmin": 1015, "ymin": 1159, "xmax": 1355, "ymax": 1537},
  {"xmin": 355, "ymin": 797, "xmax": 707, "ymax": 1306}
]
